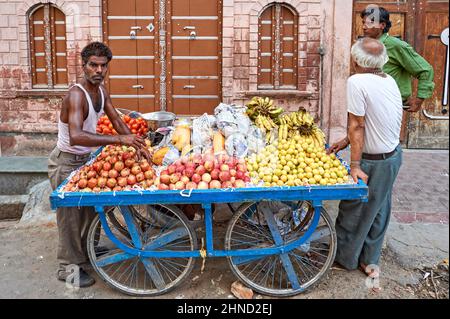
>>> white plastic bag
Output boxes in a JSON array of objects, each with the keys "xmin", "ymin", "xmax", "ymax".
[
  {"xmin": 192, "ymin": 113, "xmax": 214, "ymax": 154},
  {"xmin": 247, "ymin": 125, "xmax": 266, "ymax": 155},
  {"xmin": 215, "ymin": 103, "xmax": 251, "ymax": 138},
  {"xmin": 225, "ymin": 133, "xmax": 248, "ymax": 158}
]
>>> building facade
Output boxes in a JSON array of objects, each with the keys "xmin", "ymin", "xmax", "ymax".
[{"xmin": 0, "ymin": 0, "xmax": 447, "ymax": 156}]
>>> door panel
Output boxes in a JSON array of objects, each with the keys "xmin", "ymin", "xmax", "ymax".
[
  {"xmin": 173, "ymin": 99, "xmax": 191, "ymax": 114},
  {"xmin": 168, "ymin": 0, "xmax": 222, "ymax": 115},
  {"xmin": 190, "ymin": 0, "xmax": 218, "ymax": 15},
  {"xmin": 171, "ymin": 0, "xmax": 190, "ymax": 16},
  {"xmin": 104, "ymin": 0, "xmax": 221, "ymax": 115},
  {"xmin": 109, "ymin": 79, "xmax": 138, "ymax": 95},
  {"xmin": 173, "ymin": 79, "xmax": 191, "ymax": 95},
  {"xmin": 103, "ymin": 0, "xmax": 156, "ymax": 112},
  {"xmin": 172, "ymin": 40, "xmax": 191, "ymax": 56},
  {"xmin": 408, "ymin": 3, "xmax": 449, "ymax": 148},
  {"xmin": 189, "ymin": 60, "xmax": 219, "ymax": 76},
  {"xmin": 190, "ymin": 41, "xmax": 220, "ymax": 56},
  {"xmin": 190, "ymin": 99, "xmax": 221, "ymax": 114}
]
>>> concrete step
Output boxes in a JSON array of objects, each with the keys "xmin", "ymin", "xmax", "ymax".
[
  {"xmin": 0, "ymin": 195, "xmax": 28, "ymax": 220},
  {"xmin": 0, "ymin": 156, "xmax": 48, "ymax": 220},
  {"xmin": 0, "ymin": 156, "xmax": 48, "ymax": 195}
]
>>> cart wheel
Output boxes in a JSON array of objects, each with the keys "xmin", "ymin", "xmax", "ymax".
[
  {"xmin": 87, "ymin": 204, "xmax": 198, "ymax": 296},
  {"xmin": 225, "ymin": 201, "xmax": 336, "ymax": 297}
]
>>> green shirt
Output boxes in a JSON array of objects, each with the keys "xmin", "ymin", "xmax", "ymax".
[{"xmin": 379, "ymin": 33, "xmax": 435, "ymax": 100}]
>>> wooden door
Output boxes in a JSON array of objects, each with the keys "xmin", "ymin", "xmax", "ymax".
[
  {"xmin": 103, "ymin": 0, "xmax": 222, "ymax": 115},
  {"xmin": 352, "ymin": 0, "xmax": 449, "ymax": 149},
  {"xmin": 168, "ymin": 0, "xmax": 222, "ymax": 115},
  {"xmin": 102, "ymin": 0, "xmax": 157, "ymax": 113},
  {"xmin": 408, "ymin": 1, "xmax": 449, "ymax": 148}
]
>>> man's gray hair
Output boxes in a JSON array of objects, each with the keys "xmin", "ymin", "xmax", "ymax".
[{"xmin": 351, "ymin": 38, "xmax": 389, "ymax": 69}]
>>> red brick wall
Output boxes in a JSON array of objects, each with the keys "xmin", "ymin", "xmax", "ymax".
[{"xmin": 0, "ymin": 0, "xmax": 102, "ymax": 156}]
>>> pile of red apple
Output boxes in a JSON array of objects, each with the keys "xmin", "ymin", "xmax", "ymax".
[
  {"xmin": 154, "ymin": 152, "xmax": 250, "ymax": 190},
  {"xmin": 64, "ymin": 145, "xmax": 155, "ymax": 192}
]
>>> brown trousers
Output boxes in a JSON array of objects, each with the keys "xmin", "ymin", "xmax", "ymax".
[{"xmin": 48, "ymin": 147, "xmax": 96, "ymax": 268}]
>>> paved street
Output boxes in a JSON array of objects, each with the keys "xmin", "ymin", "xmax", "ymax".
[{"xmin": 391, "ymin": 150, "xmax": 449, "ymax": 224}]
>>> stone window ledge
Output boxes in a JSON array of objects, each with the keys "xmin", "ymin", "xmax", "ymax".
[
  {"xmin": 239, "ymin": 90, "xmax": 313, "ymax": 99},
  {"xmin": 15, "ymin": 89, "xmax": 68, "ymax": 98}
]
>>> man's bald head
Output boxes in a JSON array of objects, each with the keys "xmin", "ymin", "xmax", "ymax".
[{"xmin": 351, "ymin": 37, "xmax": 388, "ymax": 69}]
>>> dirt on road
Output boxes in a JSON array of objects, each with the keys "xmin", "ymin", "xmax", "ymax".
[{"xmin": 1, "ymin": 219, "xmax": 446, "ymax": 300}]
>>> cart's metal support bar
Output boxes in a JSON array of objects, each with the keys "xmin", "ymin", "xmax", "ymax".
[
  {"xmin": 94, "ymin": 200, "xmax": 325, "ymax": 262},
  {"xmin": 230, "ymin": 224, "xmax": 331, "ymax": 266},
  {"xmin": 120, "ymin": 206, "xmax": 143, "ymax": 249},
  {"xmin": 203, "ymin": 203, "xmax": 214, "ymax": 256},
  {"xmin": 51, "ymin": 181, "xmax": 368, "ymax": 210},
  {"xmin": 260, "ymin": 202, "xmax": 301, "ymax": 290}
]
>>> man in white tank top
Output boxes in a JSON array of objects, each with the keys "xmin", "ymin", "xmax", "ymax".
[
  {"xmin": 48, "ymin": 42, "xmax": 150, "ymax": 287},
  {"xmin": 328, "ymin": 38, "xmax": 403, "ymax": 288}
]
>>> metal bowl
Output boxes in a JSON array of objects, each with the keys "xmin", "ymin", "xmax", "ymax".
[{"xmin": 141, "ymin": 111, "xmax": 176, "ymax": 131}]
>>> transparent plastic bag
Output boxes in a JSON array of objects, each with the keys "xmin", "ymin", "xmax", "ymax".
[
  {"xmin": 192, "ymin": 113, "xmax": 214, "ymax": 154},
  {"xmin": 214, "ymin": 103, "xmax": 251, "ymax": 138},
  {"xmin": 247, "ymin": 125, "xmax": 266, "ymax": 155},
  {"xmin": 162, "ymin": 145, "xmax": 180, "ymax": 166},
  {"xmin": 225, "ymin": 133, "xmax": 248, "ymax": 158}
]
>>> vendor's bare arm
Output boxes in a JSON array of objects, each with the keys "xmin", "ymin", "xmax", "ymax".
[
  {"xmin": 67, "ymin": 89, "xmax": 144, "ymax": 149},
  {"xmin": 102, "ymin": 88, "xmax": 150, "ymax": 160}
]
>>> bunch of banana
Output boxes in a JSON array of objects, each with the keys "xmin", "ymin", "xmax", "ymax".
[
  {"xmin": 265, "ymin": 129, "xmax": 278, "ymax": 144},
  {"xmin": 280, "ymin": 109, "xmax": 315, "ymax": 134},
  {"xmin": 310, "ymin": 126, "xmax": 326, "ymax": 148},
  {"xmin": 278, "ymin": 109, "xmax": 326, "ymax": 148},
  {"xmin": 255, "ymin": 114, "xmax": 278, "ymax": 133},
  {"xmin": 278, "ymin": 117, "xmax": 290, "ymax": 141},
  {"xmin": 246, "ymin": 96, "xmax": 284, "ymax": 121}
]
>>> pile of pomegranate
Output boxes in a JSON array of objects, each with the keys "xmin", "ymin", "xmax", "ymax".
[{"xmin": 64, "ymin": 145, "xmax": 155, "ymax": 192}]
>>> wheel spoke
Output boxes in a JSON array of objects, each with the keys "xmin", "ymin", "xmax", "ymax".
[
  {"xmin": 226, "ymin": 202, "xmax": 336, "ymax": 296},
  {"xmin": 88, "ymin": 205, "xmax": 197, "ymax": 296}
]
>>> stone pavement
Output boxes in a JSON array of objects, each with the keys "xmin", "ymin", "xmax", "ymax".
[
  {"xmin": 391, "ymin": 150, "xmax": 449, "ymax": 224},
  {"xmin": 301, "ymin": 148, "xmax": 449, "ymax": 270},
  {"xmin": 386, "ymin": 149, "xmax": 449, "ymax": 269}
]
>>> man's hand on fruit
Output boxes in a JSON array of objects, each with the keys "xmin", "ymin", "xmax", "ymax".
[{"xmin": 327, "ymin": 137, "xmax": 349, "ymax": 154}]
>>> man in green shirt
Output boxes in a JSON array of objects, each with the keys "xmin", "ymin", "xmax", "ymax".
[{"xmin": 361, "ymin": 6, "xmax": 435, "ymax": 112}]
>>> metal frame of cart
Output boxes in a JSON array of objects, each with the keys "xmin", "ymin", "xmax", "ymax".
[{"xmin": 50, "ymin": 171, "xmax": 368, "ymax": 297}]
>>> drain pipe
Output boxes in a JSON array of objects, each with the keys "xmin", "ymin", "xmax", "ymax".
[
  {"xmin": 319, "ymin": 2, "xmax": 336, "ymax": 144},
  {"xmin": 319, "ymin": 45, "xmax": 325, "ymax": 131}
]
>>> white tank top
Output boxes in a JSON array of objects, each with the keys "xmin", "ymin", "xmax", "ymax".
[{"xmin": 57, "ymin": 83, "xmax": 105, "ymax": 155}]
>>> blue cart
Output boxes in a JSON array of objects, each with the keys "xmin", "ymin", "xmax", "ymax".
[{"xmin": 50, "ymin": 168, "xmax": 368, "ymax": 297}]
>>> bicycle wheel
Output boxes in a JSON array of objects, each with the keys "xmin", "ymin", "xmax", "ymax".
[
  {"xmin": 87, "ymin": 204, "xmax": 198, "ymax": 296},
  {"xmin": 225, "ymin": 201, "xmax": 336, "ymax": 297}
]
